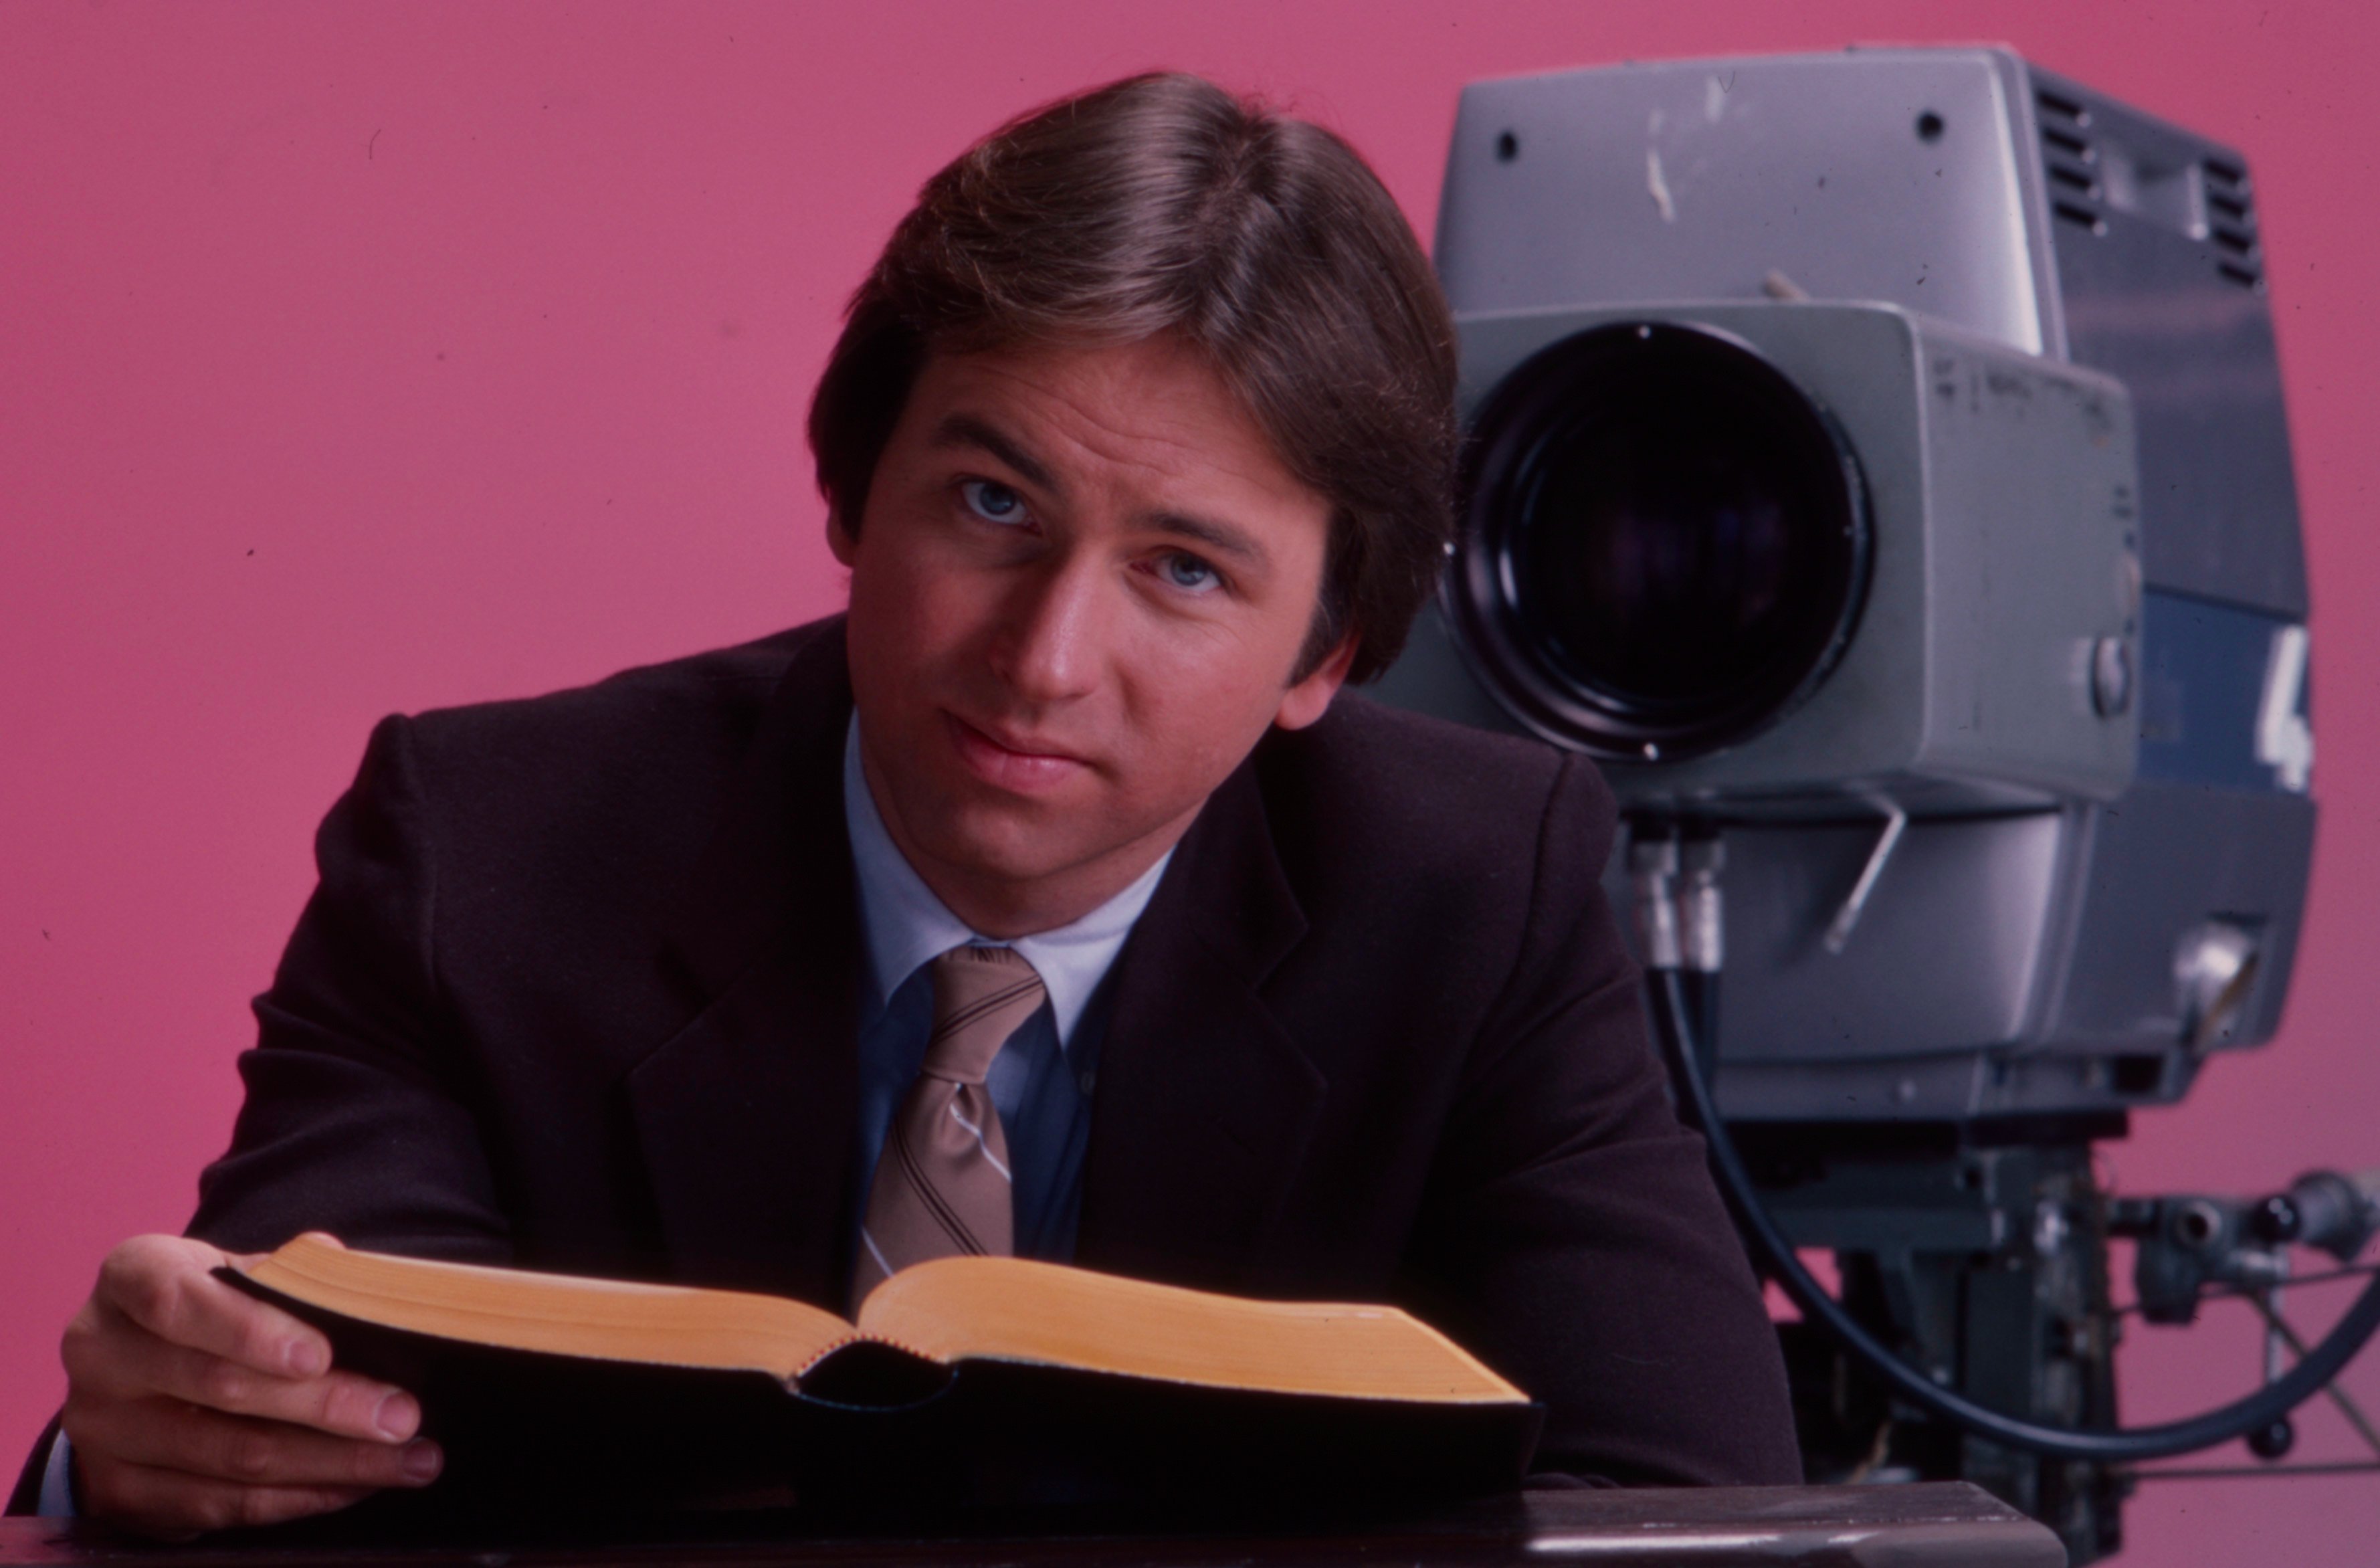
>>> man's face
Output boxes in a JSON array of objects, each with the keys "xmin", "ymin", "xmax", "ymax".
[{"xmin": 831, "ymin": 334, "xmax": 1353, "ymax": 937}]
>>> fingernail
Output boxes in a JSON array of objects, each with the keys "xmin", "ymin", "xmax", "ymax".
[
  {"xmin": 401, "ymin": 1440, "xmax": 443, "ymax": 1482},
  {"xmin": 374, "ymin": 1390, "xmax": 422, "ymax": 1440},
  {"xmin": 284, "ymin": 1339, "xmax": 330, "ymax": 1377}
]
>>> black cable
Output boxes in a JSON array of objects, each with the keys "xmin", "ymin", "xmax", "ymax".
[{"xmin": 1647, "ymin": 964, "xmax": 2380, "ymax": 1462}]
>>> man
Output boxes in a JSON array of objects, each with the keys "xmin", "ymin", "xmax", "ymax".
[{"xmin": 21, "ymin": 74, "xmax": 1799, "ymax": 1537}]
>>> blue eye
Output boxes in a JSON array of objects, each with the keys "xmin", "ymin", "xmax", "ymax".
[
  {"xmin": 1162, "ymin": 553, "xmax": 1221, "ymax": 593},
  {"xmin": 960, "ymin": 479, "xmax": 1027, "ymax": 524}
]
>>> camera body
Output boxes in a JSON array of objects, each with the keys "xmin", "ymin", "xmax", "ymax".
[{"xmin": 1375, "ymin": 47, "xmax": 2315, "ymax": 1122}]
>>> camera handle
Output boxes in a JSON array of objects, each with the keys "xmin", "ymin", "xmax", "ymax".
[{"xmin": 1634, "ymin": 823, "xmax": 2380, "ymax": 1462}]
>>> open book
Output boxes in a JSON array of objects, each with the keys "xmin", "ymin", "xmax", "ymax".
[{"xmin": 227, "ymin": 1238, "xmax": 1543, "ymax": 1517}]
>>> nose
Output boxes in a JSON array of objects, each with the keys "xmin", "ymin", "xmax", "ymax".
[{"xmin": 989, "ymin": 553, "xmax": 1107, "ymax": 706}]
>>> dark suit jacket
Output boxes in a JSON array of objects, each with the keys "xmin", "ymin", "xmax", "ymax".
[{"xmin": 16, "ymin": 616, "xmax": 1797, "ymax": 1510}]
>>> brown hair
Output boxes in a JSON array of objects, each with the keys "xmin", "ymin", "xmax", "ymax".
[{"xmin": 807, "ymin": 72, "xmax": 1458, "ymax": 684}]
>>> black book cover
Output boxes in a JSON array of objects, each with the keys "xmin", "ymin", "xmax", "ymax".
[{"xmin": 220, "ymin": 1268, "xmax": 1545, "ymax": 1529}]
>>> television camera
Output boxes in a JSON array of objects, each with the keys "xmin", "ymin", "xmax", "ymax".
[{"xmin": 1375, "ymin": 48, "xmax": 2380, "ymax": 1563}]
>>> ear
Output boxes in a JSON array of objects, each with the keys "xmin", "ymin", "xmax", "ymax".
[
  {"xmin": 1272, "ymin": 635, "xmax": 1359, "ymax": 732},
  {"xmin": 826, "ymin": 507, "xmax": 858, "ymax": 569}
]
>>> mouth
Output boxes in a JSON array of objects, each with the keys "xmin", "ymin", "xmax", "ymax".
[{"xmin": 943, "ymin": 712, "xmax": 1091, "ymax": 794}]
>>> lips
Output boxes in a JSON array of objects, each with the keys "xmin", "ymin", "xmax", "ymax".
[{"xmin": 943, "ymin": 711, "xmax": 1091, "ymax": 795}]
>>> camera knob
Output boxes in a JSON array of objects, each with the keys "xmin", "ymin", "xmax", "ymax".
[{"xmin": 2091, "ymin": 635, "xmax": 2133, "ymax": 717}]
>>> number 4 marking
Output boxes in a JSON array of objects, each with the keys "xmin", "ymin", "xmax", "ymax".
[{"xmin": 2256, "ymin": 624, "xmax": 2314, "ymax": 793}]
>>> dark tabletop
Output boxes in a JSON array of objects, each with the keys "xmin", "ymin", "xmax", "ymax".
[{"xmin": 0, "ymin": 1484, "xmax": 2064, "ymax": 1567}]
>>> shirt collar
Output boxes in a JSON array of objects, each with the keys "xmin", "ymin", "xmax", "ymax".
[{"xmin": 842, "ymin": 714, "xmax": 1169, "ymax": 1047}]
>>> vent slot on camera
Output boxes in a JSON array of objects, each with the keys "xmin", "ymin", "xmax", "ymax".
[
  {"xmin": 2038, "ymin": 85, "xmax": 2264, "ymax": 292},
  {"xmin": 2037, "ymin": 90, "xmax": 2104, "ymax": 233},
  {"xmin": 2202, "ymin": 159, "xmax": 2264, "ymax": 291}
]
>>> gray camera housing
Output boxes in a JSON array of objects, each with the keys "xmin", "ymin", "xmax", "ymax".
[
  {"xmin": 1389, "ymin": 300, "xmax": 2143, "ymax": 812},
  {"xmin": 1375, "ymin": 49, "xmax": 2314, "ymax": 1121},
  {"xmin": 1431, "ymin": 46, "xmax": 2303, "ymax": 619}
]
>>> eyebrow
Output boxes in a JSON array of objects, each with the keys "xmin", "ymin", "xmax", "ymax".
[
  {"xmin": 1141, "ymin": 508, "xmax": 1269, "ymax": 569},
  {"xmin": 930, "ymin": 414, "xmax": 1062, "ymax": 497},
  {"xmin": 928, "ymin": 411, "xmax": 1274, "ymax": 570}
]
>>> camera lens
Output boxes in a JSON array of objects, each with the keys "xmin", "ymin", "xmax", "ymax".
[{"xmin": 1453, "ymin": 322, "xmax": 1870, "ymax": 761}]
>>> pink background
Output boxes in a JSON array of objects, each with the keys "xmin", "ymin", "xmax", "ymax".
[{"xmin": 5, "ymin": 1, "xmax": 2375, "ymax": 1556}]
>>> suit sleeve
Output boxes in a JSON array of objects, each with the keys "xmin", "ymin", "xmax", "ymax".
[
  {"xmin": 2, "ymin": 1418, "xmax": 64, "ymax": 1517},
  {"xmin": 186, "ymin": 714, "xmax": 512, "ymax": 1262},
  {"xmin": 1402, "ymin": 755, "xmax": 1801, "ymax": 1487}
]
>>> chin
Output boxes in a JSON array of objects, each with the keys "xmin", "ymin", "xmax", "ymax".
[{"xmin": 914, "ymin": 807, "xmax": 1085, "ymax": 888}]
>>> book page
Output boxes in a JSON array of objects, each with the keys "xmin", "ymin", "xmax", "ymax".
[
  {"xmin": 856, "ymin": 1256, "xmax": 1527, "ymax": 1403},
  {"xmin": 244, "ymin": 1236, "xmax": 855, "ymax": 1380}
]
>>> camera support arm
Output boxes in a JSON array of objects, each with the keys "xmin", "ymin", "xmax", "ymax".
[{"xmin": 1632, "ymin": 821, "xmax": 2380, "ymax": 1462}]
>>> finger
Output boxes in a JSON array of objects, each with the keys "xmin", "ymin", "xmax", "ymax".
[
  {"xmin": 96, "ymin": 1236, "xmax": 334, "ymax": 1379},
  {"xmin": 76, "ymin": 1451, "xmax": 378, "ymax": 1541},
  {"xmin": 69, "ymin": 1324, "xmax": 420, "ymax": 1442},
  {"xmin": 73, "ymin": 1398, "xmax": 441, "ymax": 1492}
]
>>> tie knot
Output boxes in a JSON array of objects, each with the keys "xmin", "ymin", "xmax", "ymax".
[{"xmin": 923, "ymin": 945, "xmax": 1046, "ymax": 1084}]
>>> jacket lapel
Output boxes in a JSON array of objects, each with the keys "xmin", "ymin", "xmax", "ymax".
[
  {"xmin": 627, "ymin": 623, "xmax": 862, "ymax": 1308},
  {"xmin": 1076, "ymin": 758, "xmax": 1325, "ymax": 1292}
]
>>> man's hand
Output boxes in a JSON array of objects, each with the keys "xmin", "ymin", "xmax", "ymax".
[{"xmin": 60, "ymin": 1233, "xmax": 442, "ymax": 1539}]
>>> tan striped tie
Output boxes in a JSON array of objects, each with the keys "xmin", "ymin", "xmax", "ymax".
[{"xmin": 852, "ymin": 944, "xmax": 1046, "ymax": 1307}]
